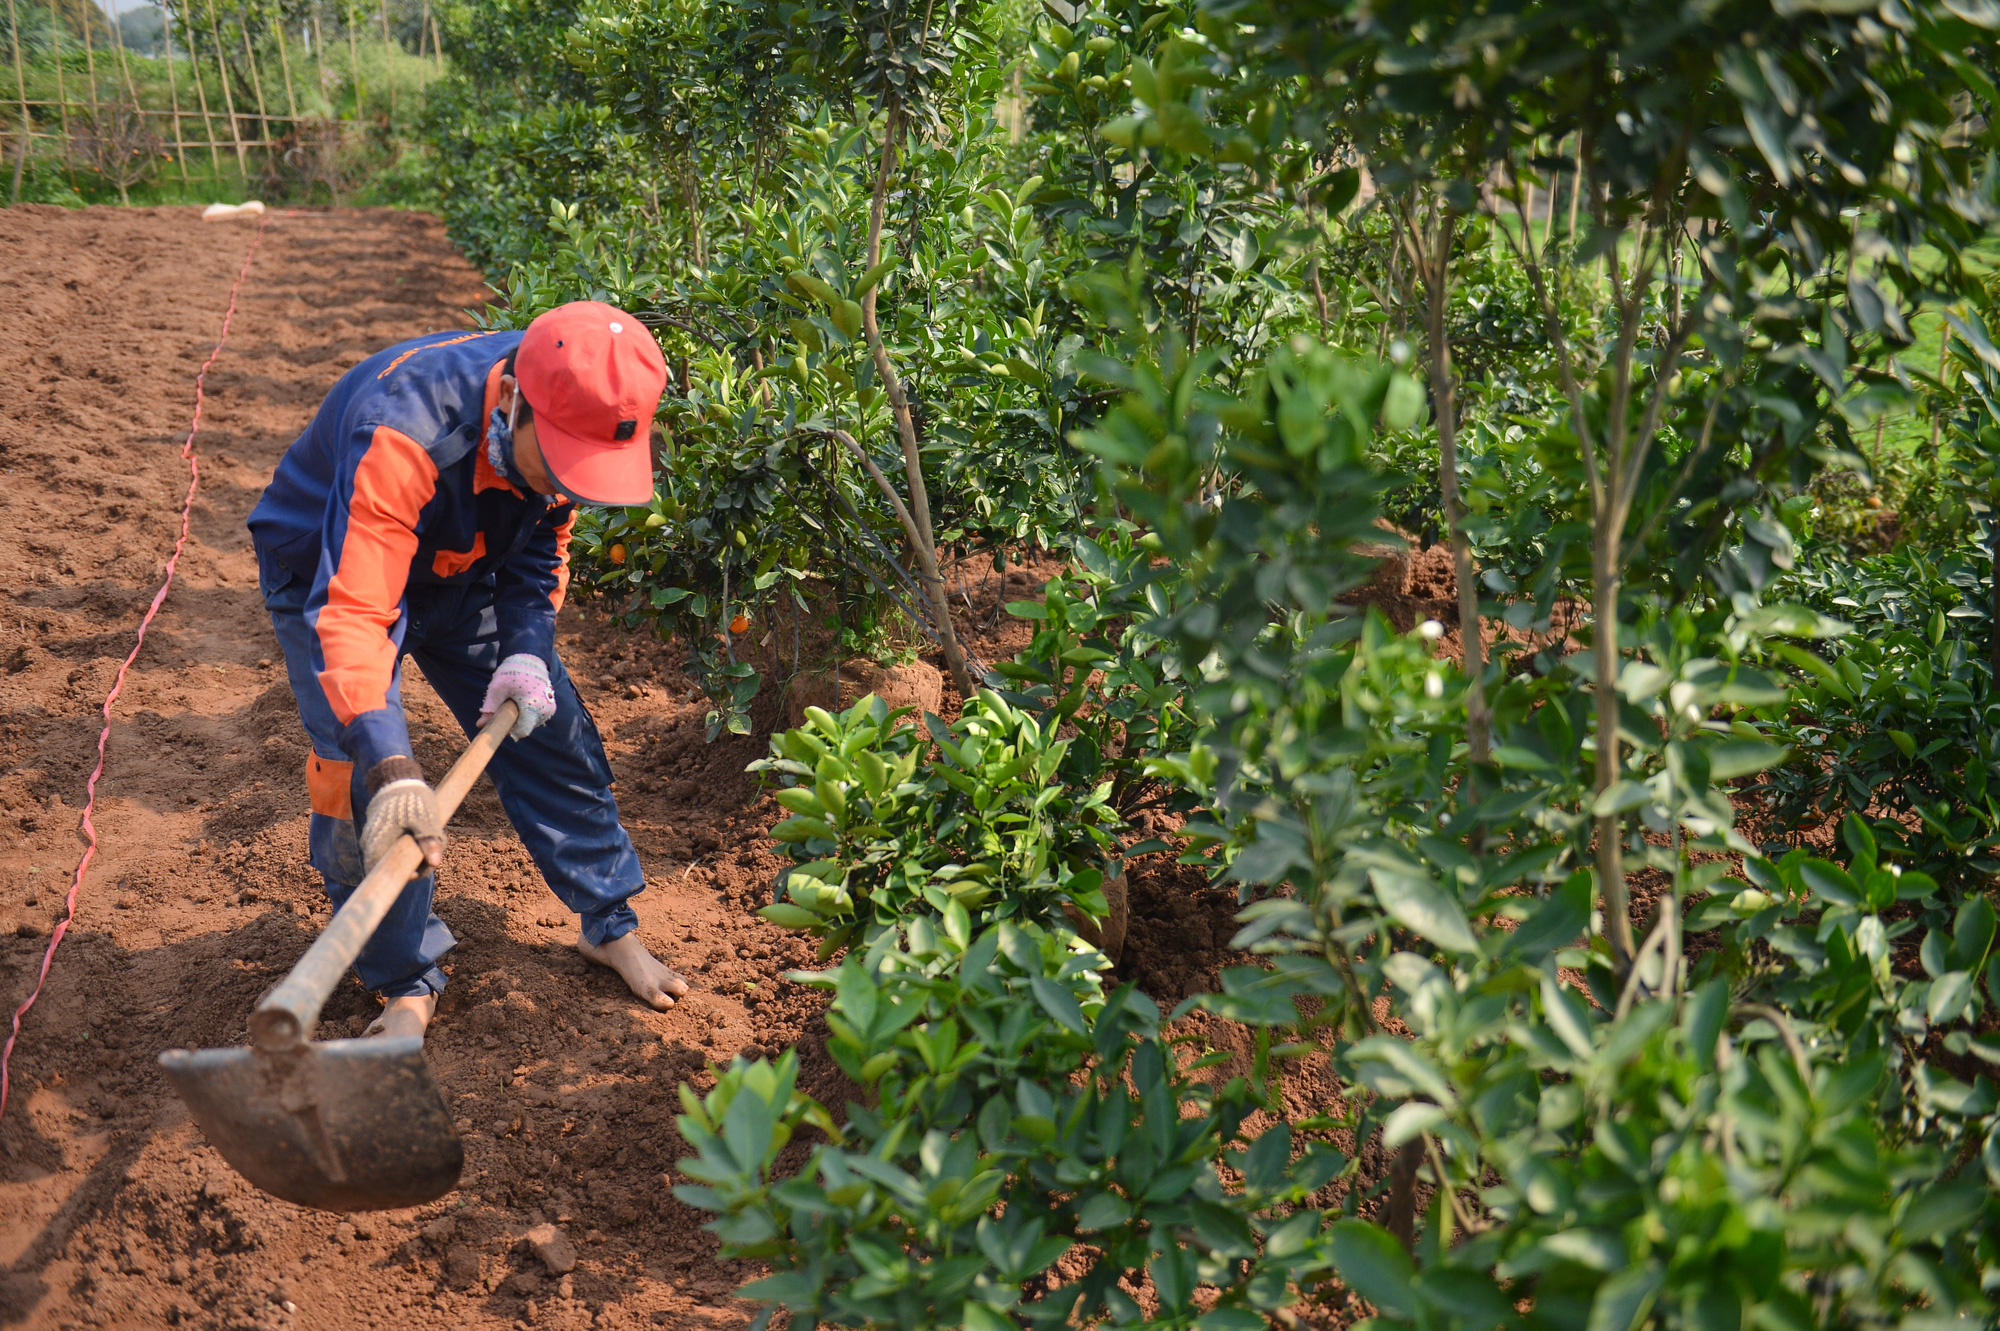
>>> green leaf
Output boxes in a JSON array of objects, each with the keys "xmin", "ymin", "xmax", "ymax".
[
  {"xmin": 1504, "ymin": 872, "xmax": 1591, "ymax": 961},
  {"xmin": 784, "ymin": 269, "xmax": 840, "ymax": 307},
  {"xmin": 1799, "ymin": 859, "xmax": 1860, "ymax": 906},
  {"xmin": 1929, "ymin": 971, "xmax": 1975, "ymax": 1025},
  {"xmin": 1224, "ymin": 225, "xmax": 1259, "ymax": 271},
  {"xmin": 1684, "ymin": 894, "xmax": 1739, "ymax": 933},
  {"xmin": 737, "ymin": 1272, "xmax": 820, "ymax": 1305},
  {"xmin": 759, "ymin": 904, "xmax": 824, "ymax": 928},
  {"xmin": 1685, "ymin": 977, "xmax": 1730, "ymax": 1071},
  {"xmin": 1540, "ymin": 973, "xmax": 1596, "ymax": 1060},
  {"xmin": 774, "ymin": 787, "xmax": 822, "ymax": 816},
  {"xmin": 1005, "ymin": 357, "xmax": 1049, "ymax": 388},
  {"xmin": 1195, "ymin": 1311, "xmax": 1267, "ymax": 1331},
  {"xmin": 1770, "ymin": 642, "xmax": 1849, "ymax": 697},
  {"xmin": 1382, "ymin": 1101, "xmax": 1447, "ymax": 1148},
  {"xmin": 1075, "ymin": 1191, "xmax": 1132, "ymax": 1231},
  {"xmin": 1370, "ymin": 869, "xmax": 1480, "ymax": 954},
  {"xmin": 1384, "ymin": 372, "xmax": 1426, "ymax": 429},
  {"xmin": 1540, "ymin": 1229, "xmax": 1626, "ymax": 1272},
  {"xmin": 1742, "ymin": 102, "xmax": 1795, "ymax": 186},
  {"xmin": 1414, "ymin": 1267, "xmax": 1513, "ymax": 1324},
  {"xmin": 853, "ymin": 252, "xmax": 900, "ymax": 296},
  {"xmin": 1952, "ymin": 895, "xmax": 1996, "ymax": 969},
  {"xmin": 1945, "ymin": 309, "xmax": 2000, "ymax": 374},
  {"xmin": 961, "ymin": 1303, "xmax": 1015, "ymax": 1331},
  {"xmin": 1029, "ymin": 975, "xmax": 1088, "ymax": 1035},
  {"xmin": 1592, "ymin": 780, "xmax": 1653, "ymax": 816},
  {"xmin": 1705, "ymin": 740, "xmax": 1790, "ymax": 780},
  {"xmin": 1491, "ymin": 745, "xmax": 1557, "ymax": 772},
  {"xmin": 1329, "ymin": 1219, "xmax": 1415, "ymax": 1318},
  {"xmin": 721, "ymin": 1082, "xmax": 776, "ymax": 1174},
  {"xmin": 1842, "ymin": 813, "xmax": 1878, "ymax": 865},
  {"xmin": 1587, "ymin": 1261, "xmax": 1663, "ymax": 1331},
  {"xmin": 1896, "ymin": 870, "xmax": 1940, "ymax": 902},
  {"xmin": 1901, "ymin": 1178, "xmax": 1987, "ymax": 1242},
  {"xmin": 1346, "ymin": 1037, "xmax": 1456, "ymax": 1105}
]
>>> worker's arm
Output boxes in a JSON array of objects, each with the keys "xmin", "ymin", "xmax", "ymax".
[
  {"xmin": 493, "ymin": 498, "xmax": 576, "ymax": 665},
  {"xmin": 305, "ymin": 425, "xmax": 435, "ymax": 777},
  {"xmin": 306, "ymin": 424, "xmax": 448, "ymax": 867},
  {"xmin": 480, "ymin": 499, "xmax": 575, "ymax": 737}
]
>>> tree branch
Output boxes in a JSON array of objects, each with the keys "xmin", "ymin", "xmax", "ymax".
[
  {"xmin": 1502, "ymin": 164, "xmax": 1606, "ymax": 514},
  {"xmin": 859, "ymin": 105, "xmax": 974, "ymax": 698}
]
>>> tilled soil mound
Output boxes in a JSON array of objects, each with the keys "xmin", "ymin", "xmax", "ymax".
[{"xmin": 0, "ymin": 206, "xmax": 1257, "ymax": 1330}]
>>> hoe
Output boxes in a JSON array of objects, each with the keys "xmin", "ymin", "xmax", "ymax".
[{"xmin": 160, "ymin": 701, "xmax": 519, "ymax": 1212}]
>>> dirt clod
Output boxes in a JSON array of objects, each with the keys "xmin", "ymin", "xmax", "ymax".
[
  {"xmin": 525, "ymin": 1222, "xmax": 578, "ymax": 1275},
  {"xmin": 444, "ymin": 1245, "xmax": 481, "ymax": 1287}
]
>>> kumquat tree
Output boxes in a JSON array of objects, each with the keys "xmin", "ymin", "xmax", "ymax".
[{"xmin": 412, "ymin": 0, "xmax": 2000, "ymax": 1324}]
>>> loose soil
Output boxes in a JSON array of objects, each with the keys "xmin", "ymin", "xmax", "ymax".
[{"xmin": 0, "ymin": 206, "xmax": 1268, "ymax": 1329}]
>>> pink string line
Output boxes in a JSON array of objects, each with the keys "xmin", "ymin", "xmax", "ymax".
[{"xmin": 0, "ymin": 215, "xmax": 269, "ymax": 1121}]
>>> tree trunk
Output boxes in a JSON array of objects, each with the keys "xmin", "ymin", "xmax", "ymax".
[
  {"xmin": 1591, "ymin": 522, "xmax": 1635, "ymax": 968},
  {"xmin": 1385, "ymin": 1138, "xmax": 1425, "ymax": 1253},
  {"xmin": 1422, "ymin": 211, "xmax": 1489, "ymax": 764},
  {"xmin": 861, "ymin": 106, "xmax": 975, "ymax": 700}
]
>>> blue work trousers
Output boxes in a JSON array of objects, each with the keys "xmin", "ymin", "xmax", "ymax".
[{"xmin": 256, "ymin": 546, "xmax": 645, "ymax": 998}]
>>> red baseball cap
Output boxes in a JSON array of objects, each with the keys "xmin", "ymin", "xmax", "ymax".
[{"xmin": 516, "ymin": 301, "xmax": 667, "ymax": 506}]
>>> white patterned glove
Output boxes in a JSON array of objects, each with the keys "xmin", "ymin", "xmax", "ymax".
[{"xmin": 480, "ymin": 652, "xmax": 557, "ymax": 738}]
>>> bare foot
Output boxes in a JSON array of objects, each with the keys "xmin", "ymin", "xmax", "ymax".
[
  {"xmin": 362, "ymin": 991, "xmax": 437, "ymax": 1040},
  {"xmin": 577, "ymin": 930, "xmax": 690, "ymax": 1010}
]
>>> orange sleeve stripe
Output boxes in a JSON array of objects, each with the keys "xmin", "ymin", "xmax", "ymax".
[
  {"xmin": 375, "ymin": 332, "xmax": 487, "ymax": 380},
  {"xmin": 318, "ymin": 426, "xmax": 437, "ymax": 724},
  {"xmin": 549, "ymin": 510, "xmax": 576, "ymax": 613}
]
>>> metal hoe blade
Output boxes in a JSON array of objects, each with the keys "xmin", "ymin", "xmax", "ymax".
[
  {"xmin": 160, "ymin": 1036, "xmax": 463, "ymax": 1212},
  {"xmin": 158, "ymin": 705, "xmax": 511, "ymax": 1212}
]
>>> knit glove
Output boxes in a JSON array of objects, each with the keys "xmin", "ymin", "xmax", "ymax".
[
  {"xmin": 480, "ymin": 652, "xmax": 557, "ymax": 738},
  {"xmin": 360, "ymin": 756, "xmax": 447, "ymax": 874}
]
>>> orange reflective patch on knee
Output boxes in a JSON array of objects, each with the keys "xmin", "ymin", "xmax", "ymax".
[{"xmin": 307, "ymin": 753, "xmax": 355, "ymax": 820}]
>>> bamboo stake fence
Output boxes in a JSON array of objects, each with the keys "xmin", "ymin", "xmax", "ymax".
[{"xmin": 3, "ymin": 0, "xmax": 436, "ymax": 202}]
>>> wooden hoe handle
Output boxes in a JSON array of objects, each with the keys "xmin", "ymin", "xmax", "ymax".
[{"xmin": 249, "ymin": 701, "xmax": 521, "ymax": 1051}]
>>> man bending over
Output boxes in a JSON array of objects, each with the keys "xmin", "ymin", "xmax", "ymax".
[{"xmin": 247, "ymin": 301, "xmax": 687, "ymax": 1039}]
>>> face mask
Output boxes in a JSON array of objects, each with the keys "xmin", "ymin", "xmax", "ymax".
[{"xmin": 486, "ymin": 400, "xmax": 533, "ymax": 493}]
